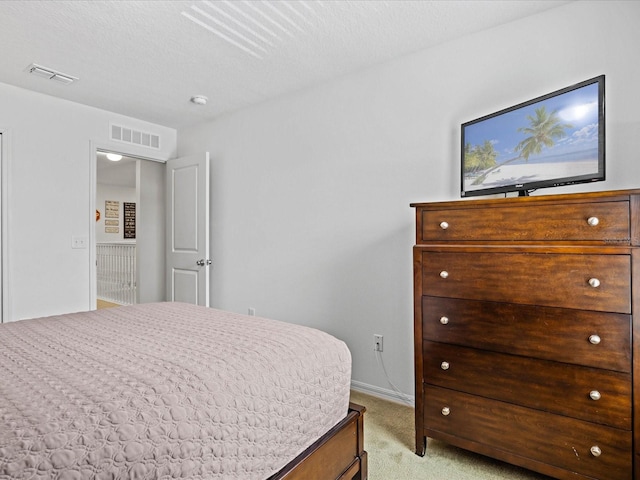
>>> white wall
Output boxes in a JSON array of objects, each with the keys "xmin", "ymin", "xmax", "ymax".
[
  {"xmin": 136, "ymin": 160, "xmax": 166, "ymax": 304},
  {"xmin": 0, "ymin": 83, "xmax": 176, "ymax": 321},
  {"xmin": 178, "ymin": 1, "xmax": 640, "ymax": 400}
]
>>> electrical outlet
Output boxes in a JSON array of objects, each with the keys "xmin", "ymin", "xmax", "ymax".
[
  {"xmin": 71, "ymin": 236, "xmax": 88, "ymax": 249},
  {"xmin": 374, "ymin": 334, "xmax": 383, "ymax": 352},
  {"xmin": 248, "ymin": 307, "xmax": 256, "ymax": 316}
]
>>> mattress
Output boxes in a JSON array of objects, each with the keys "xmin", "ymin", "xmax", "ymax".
[{"xmin": 0, "ymin": 302, "xmax": 352, "ymax": 479}]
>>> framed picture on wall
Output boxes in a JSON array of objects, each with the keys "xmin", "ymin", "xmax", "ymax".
[
  {"xmin": 124, "ymin": 202, "xmax": 136, "ymax": 239},
  {"xmin": 105, "ymin": 200, "xmax": 119, "ymax": 218}
]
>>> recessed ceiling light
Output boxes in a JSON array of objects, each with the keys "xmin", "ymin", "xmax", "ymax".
[
  {"xmin": 106, "ymin": 153, "xmax": 123, "ymax": 162},
  {"xmin": 190, "ymin": 95, "xmax": 208, "ymax": 105}
]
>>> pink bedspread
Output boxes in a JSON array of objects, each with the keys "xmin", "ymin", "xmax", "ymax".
[{"xmin": 0, "ymin": 303, "xmax": 352, "ymax": 479}]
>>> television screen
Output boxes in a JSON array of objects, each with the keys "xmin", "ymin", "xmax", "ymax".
[{"xmin": 461, "ymin": 76, "xmax": 605, "ymax": 197}]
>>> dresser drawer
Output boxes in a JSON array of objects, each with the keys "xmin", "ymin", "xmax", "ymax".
[
  {"xmin": 421, "ymin": 251, "xmax": 631, "ymax": 313},
  {"xmin": 417, "ymin": 201, "xmax": 630, "ymax": 243},
  {"xmin": 422, "ymin": 297, "xmax": 631, "ymax": 372},
  {"xmin": 423, "ymin": 341, "xmax": 631, "ymax": 429},
  {"xmin": 424, "ymin": 385, "xmax": 632, "ymax": 480}
]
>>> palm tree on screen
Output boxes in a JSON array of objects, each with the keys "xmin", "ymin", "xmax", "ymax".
[
  {"xmin": 464, "ymin": 140, "xmax": 498, "ymax": 174},
  {"xmin": 471, "ymin": 106, "xmax": 572, "ymax": 185},
  {"xmin": 514, "ymin": 106, "xmax": 572, "ymax": 160}
]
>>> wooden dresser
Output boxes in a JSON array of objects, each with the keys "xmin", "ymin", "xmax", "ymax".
[{"xmin": 411, "ymin": 189, "xmax": 640, "ymax": 480}]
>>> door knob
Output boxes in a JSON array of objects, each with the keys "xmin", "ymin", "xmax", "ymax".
[{"xmin": 196, "ymin": 259, "xmax": 212, "ymax": 266}]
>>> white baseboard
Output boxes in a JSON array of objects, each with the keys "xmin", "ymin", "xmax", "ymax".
[{"xmin": 351, "ymin": 380, "xmax": 415, "ymax": 407}]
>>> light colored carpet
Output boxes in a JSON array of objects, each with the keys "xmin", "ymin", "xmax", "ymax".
[{"xmin": 350, "ymin": 390, "xmax": 553, "ymax": 480}]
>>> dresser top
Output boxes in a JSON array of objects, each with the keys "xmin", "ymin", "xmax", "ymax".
[{"xmin": 411, "ymin": 188, "xmax": 640, "ymax": 209}]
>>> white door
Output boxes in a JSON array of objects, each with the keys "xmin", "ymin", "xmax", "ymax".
[{"xmin": 166, "ymin": 152, "xmax": 210, "ymax": 306}]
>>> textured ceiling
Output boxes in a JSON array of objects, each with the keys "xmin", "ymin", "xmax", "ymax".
[{"xmin": 0, "ymin": 0, "xmax": 571, "ymax": 129}]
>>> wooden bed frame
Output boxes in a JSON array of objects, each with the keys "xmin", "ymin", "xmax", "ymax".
[{"xmin": 270, "ymin": 403, "xmax": 368, "ymax": 480}]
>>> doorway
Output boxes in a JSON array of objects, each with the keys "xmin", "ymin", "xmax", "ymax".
[
  {"xmin": 0, "ymin": 132, "xmax": 3, "ymax": 322},
  {"xmin": 95, "ymin": 151, "xmax": 165, "ymax": 308}
]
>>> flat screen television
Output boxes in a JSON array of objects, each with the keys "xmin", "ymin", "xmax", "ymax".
[{"xmin": 461, "ymin": 75, "xmax": 605, "ymax": 197}]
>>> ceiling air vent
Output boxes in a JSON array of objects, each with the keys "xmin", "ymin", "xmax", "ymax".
[{"xmin": 110, "ymin": 123, "xmax": 160, "ymax": 150}]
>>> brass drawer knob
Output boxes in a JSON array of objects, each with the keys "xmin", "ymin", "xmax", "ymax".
[
  {"xmin": 590, "ymin": 446, "xmax": 602, "ymax": 457},
  {"xmin": 440, "ymin": 221, "xmax": 449, "ymax": 230},
  {"xmin": 440, "ymin": 316, "xmax": 449, "ymax": 325},
  {"xmin": 589, "ymin": 334, "xmax": 601, "ymax": 345},
  {"xmin": 587, "ymin": 216, "xmax": 600, "ymax": 226},
  {"xmin": 441, "ymin": 361, "xmax": 450, "ymax": 370},
  {"xmin": 589, "ymin": 390, "xmax": 601, "ymax": 401},
  {"xmin": 441, "ymin": 406, "xmax": 450, "ymax": 416},
  {"xmin": 440, "ymin": 271, "xmax": 449, "ymax": 279},
  {"xmin": 588, "ymin": 278, "xmax": 601, "ymax": 288}
]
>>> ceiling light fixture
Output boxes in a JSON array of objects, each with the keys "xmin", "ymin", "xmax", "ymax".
[
  {"xmin": 190, "ymin": 95, "xmax": 208, "ymax": 105},
  {"xmin": 106, "ymin": 153, "xmax": 123, "ymax": 162},
  {"xmin": 26, "ymin": 63, "xmax": 78, "ymax": 85}
]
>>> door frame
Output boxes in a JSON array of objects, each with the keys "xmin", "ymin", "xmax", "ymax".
[
  {"xmin": 0, "ymin": 130, "xmax": 7, "ymax": 322},
  {"xmin": 89, "ymin": 141, "xmax": 167, "ymax": 309}
]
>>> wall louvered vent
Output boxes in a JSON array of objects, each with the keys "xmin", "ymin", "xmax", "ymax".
[{"xmin": 110, "ymin": 123, "xmax": 160, "ymax": 149}]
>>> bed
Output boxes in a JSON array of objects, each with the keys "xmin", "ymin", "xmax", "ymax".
[{"xmin": 0, "ymin": 302, "xmax": 367, "ymax": 480}]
